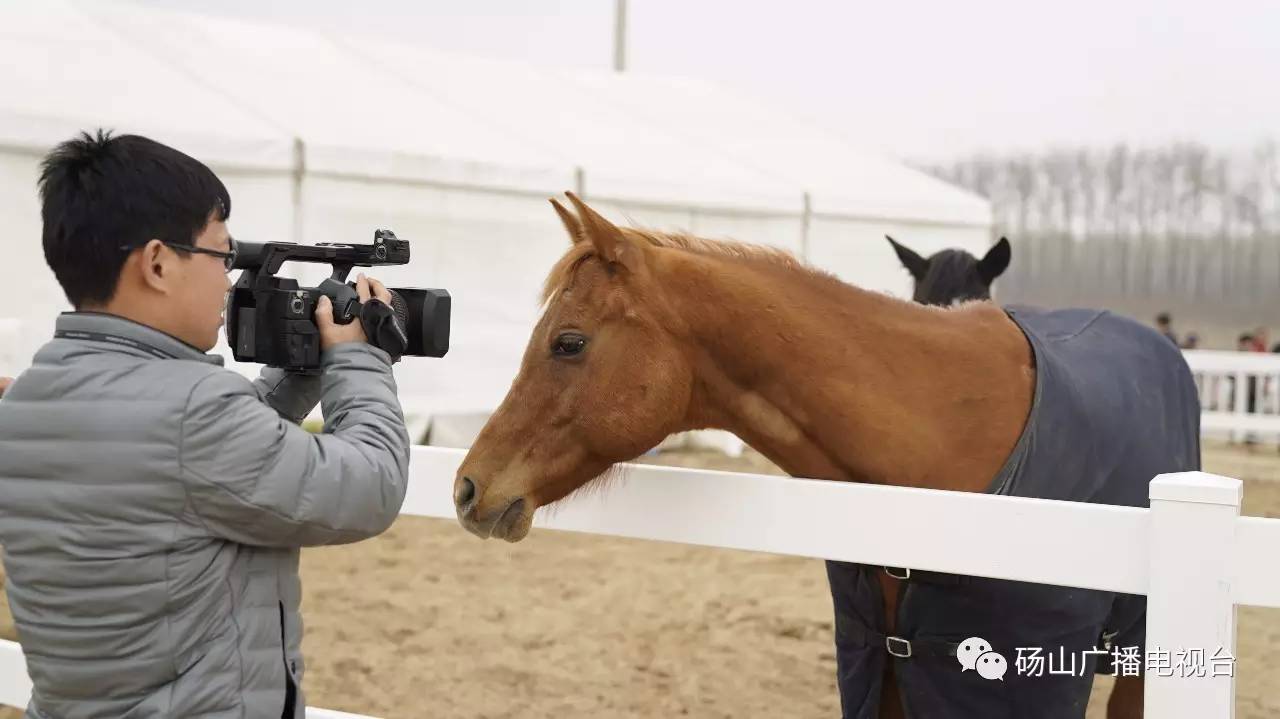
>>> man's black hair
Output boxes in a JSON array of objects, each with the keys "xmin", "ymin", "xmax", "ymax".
[{"xmin": 38, "ymin": 129, "xmax": 231, "ymax": 308}]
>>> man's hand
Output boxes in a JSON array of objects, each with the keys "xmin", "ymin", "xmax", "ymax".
[
  {"xmin": 0, "ymin": 377, "xmax": 12, "ymax": 398},
  {"xmin": 316, "ymin": 273, "xmax": 393, "ymax": 351}
]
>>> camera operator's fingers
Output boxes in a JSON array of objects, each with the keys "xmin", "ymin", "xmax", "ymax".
[
  {"xmin": 355, "ymin": 273, "xmax": 372, "ymax": 304},
  {"xmin": 314, "ymin": 295, "xmax": 336, "ymax": 330},
  {"xmin": 316, "ymin": 295, "xmax": 366, "ymax": 350},
  {"xmin": 368, "ymin": 277, "xmax": 392, "ymax": 305}
]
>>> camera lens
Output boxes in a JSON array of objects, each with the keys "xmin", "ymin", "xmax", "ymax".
[{"xmin": 386, "ymin": 287, "xmax": 450, "ymax": 357}]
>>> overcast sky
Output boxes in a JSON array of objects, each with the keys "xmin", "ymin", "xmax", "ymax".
[{"xmin": 127, "ymin": 0, "xmax": 1280, "ymax": 163}]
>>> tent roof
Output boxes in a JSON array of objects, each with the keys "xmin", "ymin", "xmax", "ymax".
[
  {"xmin": 0, "ymin": 1, "xmax": 293, "ymax": 170},
  {"xmin": 553, "ymin": 69, "xmax": 991, "ymax": 224},
  {"xmin": 0, "ymin": 0, "xmax": 989, "ymax": 224}
]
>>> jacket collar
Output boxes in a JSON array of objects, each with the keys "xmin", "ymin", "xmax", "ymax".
[{"xmin": 54, "ymin": 312, "xmax": 225, "ymax": 366}]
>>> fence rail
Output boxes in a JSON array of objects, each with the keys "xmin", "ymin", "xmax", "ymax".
[{"xmin": 1, "ymin": 446, "xmax": 1276, "ymax": 717}]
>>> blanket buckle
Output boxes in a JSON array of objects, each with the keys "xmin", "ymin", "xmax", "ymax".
[{"xmin": 886, "ymin": 636, "xmax": 913, "ymax": 658}]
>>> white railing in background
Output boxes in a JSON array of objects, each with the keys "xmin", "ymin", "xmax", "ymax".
[
  {"xmin": 1184, "ymin": 349, "xmax": 1280, "ymax": 442},
  {"xmin": 2, "ymin": 446, "xmax": 1277, "ymax": 717}
]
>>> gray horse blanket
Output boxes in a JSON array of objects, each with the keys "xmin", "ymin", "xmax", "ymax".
[{"xmin": 826, "ymin": 306, "xmax": 1201, "ymax": 718}]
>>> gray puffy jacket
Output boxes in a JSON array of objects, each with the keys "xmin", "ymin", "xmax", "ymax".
[{"xmin": 0, "ymin": 312, "xmax": 411, "ymax": 718}]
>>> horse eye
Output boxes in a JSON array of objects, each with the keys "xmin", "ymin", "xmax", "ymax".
[{"xmin": 552, "ymin": 333, "xmax": 587, "ymax": 357}]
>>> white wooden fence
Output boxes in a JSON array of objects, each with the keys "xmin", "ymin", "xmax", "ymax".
[{"xmin": 2, "ymin": 446, "xmax": 1278, "ymax": 717}]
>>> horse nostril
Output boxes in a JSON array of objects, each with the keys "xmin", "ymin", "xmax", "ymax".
[{"xmin": 455, "ymin": 477, "xmax": 476, "ymax": 509}]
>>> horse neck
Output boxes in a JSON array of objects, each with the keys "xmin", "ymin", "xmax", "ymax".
[{"xmin": 656, "ymin": 249, "xmax": 1034, "ymax": 492}]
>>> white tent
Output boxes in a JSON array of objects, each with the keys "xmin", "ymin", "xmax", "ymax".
[{"xmin": 0, "ymin": 0, "xmax": 992, "ymax": 445}]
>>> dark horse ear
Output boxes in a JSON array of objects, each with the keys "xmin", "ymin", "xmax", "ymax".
[
  {"xmin": 886, "ymin": 235, "xmax": 929, "ymax": 280},
  {"xmin": 978, "ymin": 237, "xmax": 1011, "ymax": 285},
  {"xmin": 564, "ymin": 191, "xmax": 642, "ymax": 273},
  {"xmin": 549, "ymin": 197, "xmax": 585, "ymax": 244}
]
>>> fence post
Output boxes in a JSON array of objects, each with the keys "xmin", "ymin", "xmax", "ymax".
[
  {"xmin": 1231, "ymin": 371, "xmax": 1248, "ymax": 444},
  {"xmin": 1145, "ymin": 471, "xmax": 1241, "ymax": 717}
]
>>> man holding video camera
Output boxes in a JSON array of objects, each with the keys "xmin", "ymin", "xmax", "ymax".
[{"xmin": 0, "ymin": 131, "xmax": 411, "ymax": 718}]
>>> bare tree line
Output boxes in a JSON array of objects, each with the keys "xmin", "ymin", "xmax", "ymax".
[{"xmin": 922, "ymin": 141, "xmax": 1280, "ymax": 321}]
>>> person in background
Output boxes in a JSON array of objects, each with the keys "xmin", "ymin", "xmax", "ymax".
[
  {"xmin": 1251, "ymin": 327, "xmax": 1269, "ymax": 353},
  {"xmin": 1155, "ymin": 312, "xmax": 1178, "ymax": 345},
  {"xmin": 1232, "ymin": 333, "xmax": 1260, "ymax": 446},
  {"xmin": 0, "ymin": 377, "xmax": 10, "ymax": 397},
  {"xmin": 1270, "ymin": 341, "xmax": 1280, "ymax": 416},
  {"xmin": 1181, "ymin": 333, "xmax": 1200, "ymax": 350}
]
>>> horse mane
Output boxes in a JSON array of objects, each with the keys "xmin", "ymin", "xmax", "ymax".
[{"xmin": 540, "ymin": 226, "xmax": 830, "ymax": 304}]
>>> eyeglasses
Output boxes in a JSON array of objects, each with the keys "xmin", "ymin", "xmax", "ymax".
[
  {"xmin": 119, "ymin": 239, "xmax": 238, "ymax": 273},
  {"xmin": 164, "ymin": 241, "xmax": 238, "ymax": 273}
]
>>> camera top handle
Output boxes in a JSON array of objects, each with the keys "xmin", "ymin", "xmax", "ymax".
[{"xmin": 232, "ymin": 230, "xmax": 410, "ymax": 284}]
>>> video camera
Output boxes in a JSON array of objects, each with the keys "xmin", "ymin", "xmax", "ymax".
[{"xmin": 225, "ymin": 230, "xmax": 450, "ymax": 372}]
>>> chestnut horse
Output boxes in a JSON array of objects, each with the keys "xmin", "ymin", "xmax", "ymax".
[{"xmin": 454, "ymin": 194, "xmax": 1146, "ymax": 718}]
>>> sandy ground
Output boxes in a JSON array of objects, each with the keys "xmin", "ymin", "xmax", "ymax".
[{"xmin": 2, "ymin": 441, "xmax": 1278, "ymax": 718}]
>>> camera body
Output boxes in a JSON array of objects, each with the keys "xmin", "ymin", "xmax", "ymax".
[{"xmin": 226, "ymin": 230, "xmax": 450, "ymax": 372}]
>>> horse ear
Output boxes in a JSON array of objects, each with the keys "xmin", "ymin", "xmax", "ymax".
[
  {"xmin": 886, "ymin": 235, "xmax": 928, "ymax": 280},
  {"xmin": 564, "ymin": 192, "xmax": 640, "ymax": 272},
  {"xmin": 978, "ymin": 237, "xmax": 1011, "ymax": 285},
  {"xmin": 549, "ymin": 197, "xmax": 585, "ymax": 245}
]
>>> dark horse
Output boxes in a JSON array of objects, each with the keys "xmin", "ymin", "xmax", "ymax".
[
  {"xmin": 867, "ymin": 232, "xmax": 1151, "ymax": 717},
  {"xmin": 886, "ymin": 235, "xmax": 1010, "ymax": 306}
]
